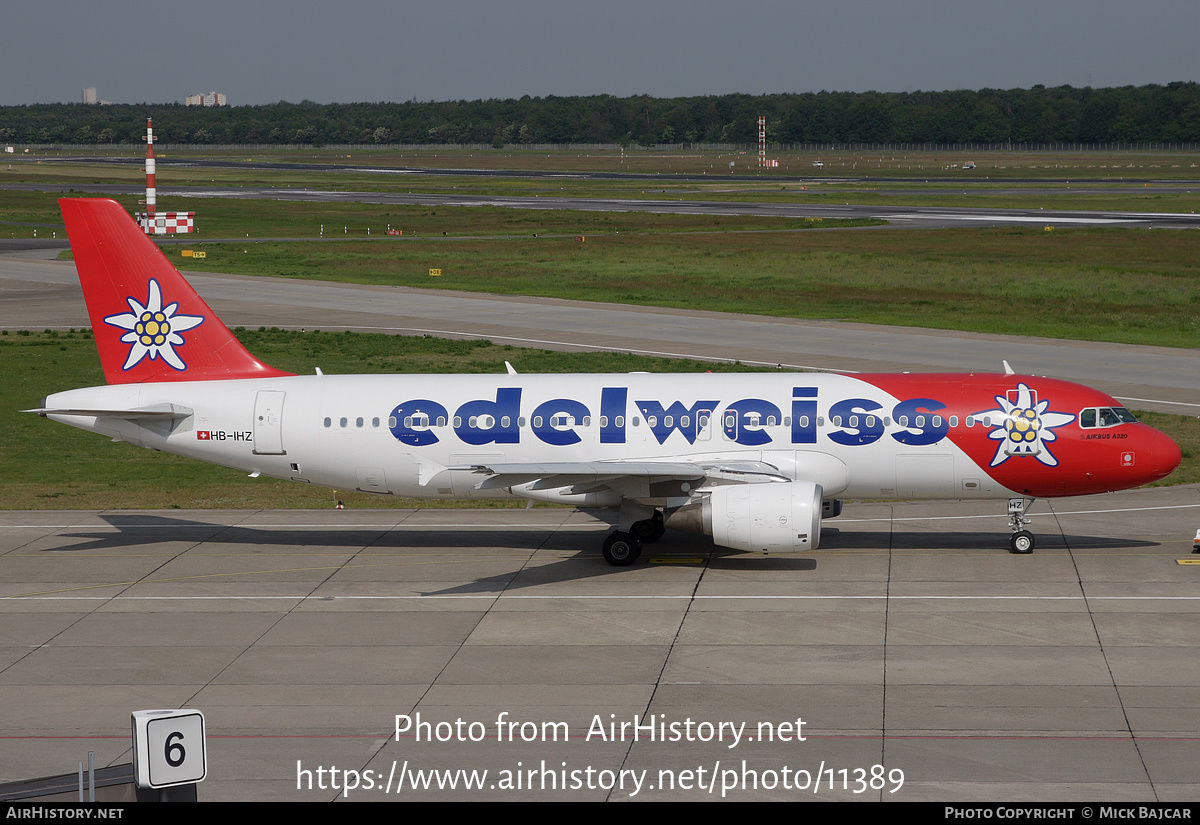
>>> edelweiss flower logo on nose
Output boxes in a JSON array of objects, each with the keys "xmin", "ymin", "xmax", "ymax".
[
  {"xmin": 103, "ymin": 279, "xmax": 205, "ymax": 371},
  {"xmin": 972, "ymin": 383, "xmax": 1075, "ymax": 468}
]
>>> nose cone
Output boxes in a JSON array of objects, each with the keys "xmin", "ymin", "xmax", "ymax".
[{"xmin": 1143, "ymin": 426, "xmax": 1182, "ymax": 484}]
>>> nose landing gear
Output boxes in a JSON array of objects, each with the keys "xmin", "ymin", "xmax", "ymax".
[{"xmin": 1008, "ymin": 498, "xmax": 1035, "ymax": 554}]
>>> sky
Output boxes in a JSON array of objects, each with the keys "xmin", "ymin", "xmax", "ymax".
[{"xmin": 2, "ymin": 0, "xmax": 1199, "ymax": 106}]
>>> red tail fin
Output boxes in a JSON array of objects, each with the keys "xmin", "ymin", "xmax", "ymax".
[{"xmin": 60, "ymin": 198, "xmax": 292, "ymax": 384}]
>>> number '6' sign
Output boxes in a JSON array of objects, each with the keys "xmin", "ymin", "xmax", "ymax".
[{"xmin": 132, "ymin": 709, "xmax": 207, "ymax": 788}]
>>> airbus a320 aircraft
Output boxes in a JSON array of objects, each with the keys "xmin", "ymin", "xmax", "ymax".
[{"xmin": 35, "ymin": 199, "xmax": 1181, "ymax": 565}]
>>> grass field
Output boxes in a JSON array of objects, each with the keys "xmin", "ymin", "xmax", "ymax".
[
  {"xmin": 3, "ymin": 330, "xmax": 1195, "ymax": 510},
  {"xmin": 7, "ymin": 182, "xmax": 1199, "ymax": 348},
  {"xmin": 116, "ymin": 213, "xmax": 1200, "ymax": 349}
]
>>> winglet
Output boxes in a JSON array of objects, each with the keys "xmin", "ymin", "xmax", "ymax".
[
  {"xmin": 1002, "ymin": 360, "xmax": 1015, "ymax": 375},
  {"xmin": 60, "ymin": 198, "xmax": 292, "ymax": 384}
]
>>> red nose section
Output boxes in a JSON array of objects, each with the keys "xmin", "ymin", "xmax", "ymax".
[{"xmin": 1143, "ymin": 426, "xmax": 1183, "ymax": 485}]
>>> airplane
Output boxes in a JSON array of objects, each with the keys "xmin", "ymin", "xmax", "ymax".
[{"xmin": 32, "ymin": 198, "xmax": 1182, "ymax": 566}]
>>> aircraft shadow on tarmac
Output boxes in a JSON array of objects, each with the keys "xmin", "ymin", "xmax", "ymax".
[
  {"xmin": 40, "ymin": 514, "xmax": 1163, "ymax": 594},
  {"xmin": 44, "ymin": 513, "xmax": 576, "ymax": 553},
  {"xmin": 827, "ymin": 527, "xmax": 1160, "ymax": 552}
]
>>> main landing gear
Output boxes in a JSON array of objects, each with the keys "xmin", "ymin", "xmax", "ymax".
[
  {"xmin": 602, "ymin": 531, "xmax": 642, "ymax": 566},
  {"xmin": 630, "ymin": 510, "xmax": 666, "ymax": 543},
  {"xmin": 602, "ymin": 510, "xmax": 664, "ymax": 566},
  {"xmin": 1007, "ymin": 498, "xmax": 1035, "ymax": 554}
]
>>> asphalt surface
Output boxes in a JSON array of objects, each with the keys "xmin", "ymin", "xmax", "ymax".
[{"xmin": 3, "ymin": 488, "xmax": 1199, "ymax": 801}]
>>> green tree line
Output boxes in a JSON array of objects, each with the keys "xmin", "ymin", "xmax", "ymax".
[{"xmin": 2, "ymin": 83, "xmax": 1199, "ymax": 146}]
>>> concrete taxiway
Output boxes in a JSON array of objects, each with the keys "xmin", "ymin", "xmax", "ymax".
[{"xmin": 2, "ymin": 487, "xmax": 1199, "ymax": 801}]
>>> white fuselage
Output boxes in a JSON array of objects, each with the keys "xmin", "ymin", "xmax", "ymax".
[{"xmin": 45, "ymin": 372, "xmax": 1022, "ymax": 503}]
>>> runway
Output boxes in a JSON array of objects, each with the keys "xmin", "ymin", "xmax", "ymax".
[
  {"xmin": 7, "ymin": 180, "xmax": 1200, "ymax": 229},
  {"xmin": 2, "ymin": 488, "xmax": 1199, "ymax": 801},
  {"xmin": 0, "ymin": 255, "xmax": 1195, "ymax": 414},
  {"xmin": 26, "ymin": 154, "xmax": 1200, "ymax": 188}
]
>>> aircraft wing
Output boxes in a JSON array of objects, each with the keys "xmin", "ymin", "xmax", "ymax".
[{"xmin": 455, "ymin": 459, "xmax": 789, "ymax": 497}]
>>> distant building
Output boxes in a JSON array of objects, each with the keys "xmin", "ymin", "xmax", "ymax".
[
  {"xmin": 82, "ymin": 87, "xmax": 97, "ymax": 104},
  {"xmin": 185, "ymin": 91, "xmax": 228, "ymax": 107}
]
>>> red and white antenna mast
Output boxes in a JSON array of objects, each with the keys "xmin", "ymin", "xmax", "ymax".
[
  {"xmin": 135, "ymin": 118, "xmax": 194, "ymax": 235},
  {"xmin": 144, "ymin": 118, "xmax": 156, "ymax": 223},
  {"xmin": 756, "ymin": 115, "xmax": 778, "ymax": 168}
]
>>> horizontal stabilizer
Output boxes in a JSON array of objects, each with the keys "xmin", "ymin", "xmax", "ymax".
[{"xmin": 27, "ymin": 403, "xmax": 194, "ymax": 420}]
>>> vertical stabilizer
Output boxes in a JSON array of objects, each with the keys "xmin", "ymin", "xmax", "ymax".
[{"xmin": 60, "ymin": 198, "xmax": 292, "ymax": 384}]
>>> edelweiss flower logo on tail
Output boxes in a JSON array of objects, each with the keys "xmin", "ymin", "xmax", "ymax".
[
  {"xmin": 103, "ymin": 279, "xmax": 205, "ymax": 371},
  {"xmin": 972, "ymin": 383, "xmax": 1075, "ymax": 467}
]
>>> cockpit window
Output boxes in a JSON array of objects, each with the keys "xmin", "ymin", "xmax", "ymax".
[{"xmin": 1079, "ymin": 407, "xmax": 1137, "ymax": 428}]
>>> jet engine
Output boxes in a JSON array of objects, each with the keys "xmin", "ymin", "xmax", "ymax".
[{"xmin": 667, "ymin": 480, "xmax": 823, "ymax": 553}]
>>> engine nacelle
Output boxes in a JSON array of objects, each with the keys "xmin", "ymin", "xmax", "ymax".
[{"xmin": 697, "ymin": 481, "xmax": 823, "ymax": 554}]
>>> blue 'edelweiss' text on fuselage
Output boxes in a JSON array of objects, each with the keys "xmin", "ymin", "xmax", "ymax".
[{"xmin": 388, "ymin": 387, "xmax": 950, "ymax": 449}]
